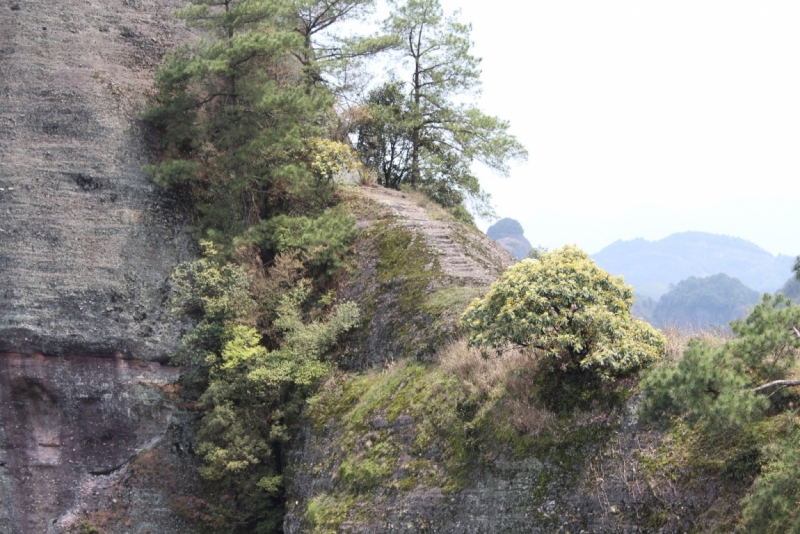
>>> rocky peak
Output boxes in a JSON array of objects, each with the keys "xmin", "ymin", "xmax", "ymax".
[{"xmin": 486, "ymin": 217, "xmax": 532, "ymax": 260}]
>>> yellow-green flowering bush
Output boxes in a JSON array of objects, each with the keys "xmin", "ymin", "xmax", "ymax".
[{"xmin": 461, "ymin": 246, "xmax": 664, "ymax": 380}]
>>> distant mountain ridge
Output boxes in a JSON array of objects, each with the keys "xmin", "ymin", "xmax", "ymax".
[{"xmin": 592, "ymin": 231, "xmax": 795, "ymax": 298}]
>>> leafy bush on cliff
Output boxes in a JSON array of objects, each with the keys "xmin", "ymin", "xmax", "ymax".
[
  {"xmin": 461, "ymin": 246, "xmax": 665, "ymax": 380},
  {"xmin": 168, "ymin": 241, "xmax": 255, "ymax": 385},
  {"xmin": 169, "ymin": 249, "xmax": 359, "ymax": 532}
]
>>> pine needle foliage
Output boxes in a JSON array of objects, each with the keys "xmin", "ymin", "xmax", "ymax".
[
  {"xmin": 640, "ymin": 295, "xmax": 800, "ymax": 431},
  {"xmin": 741, "ymin": 431, "xmax": 800, "ymax": 534},
  {"xmin": 640, "ymin": 295, "xmax": 800, "ymax": 532},
  {"xmin": 144, "ymin": 0, "xmax": 354, "ymax": 250},
  {"xmin": 355, "ymin": 0, "xmax": 527, "ymax": 222}
]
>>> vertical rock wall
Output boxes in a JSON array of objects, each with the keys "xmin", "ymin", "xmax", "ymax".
[
  {"xmin": 0, "ymin": 1, "xmax": 203, "ymax": 531},
  {"xmin": 0, "ymin": 353, "xmax": 183, "ymax": 533},
  {"xmin": 0, "ymin": 0, "xmax": 196, "ymax": 360}
]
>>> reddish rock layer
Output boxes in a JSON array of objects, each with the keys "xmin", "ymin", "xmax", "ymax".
[{"xmin": 0, "ymin": 352, "xmax": 182, "ymax": 533}]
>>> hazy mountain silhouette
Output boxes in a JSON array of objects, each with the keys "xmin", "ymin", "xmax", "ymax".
[
  {"xmin": 778, "ymin": 276, "xmax": 800, "ymax": 300},
  {"xmin": 592, "ymin": 231, "xmax": 794, "ymax": 299},
  {"xmin": 650, "ymin": 273, "xmax": 761, "ymax": 329},
  {"xmin": 486, "ymin": 218, "xmax": 532, "ymax": 260}
]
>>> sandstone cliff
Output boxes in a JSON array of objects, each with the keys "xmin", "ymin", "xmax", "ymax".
[
  {"xmin": 0, "ymin": 0, "xmax": 196, "ymax": 361},
  {"xmin": 0, "ymin": 1, "xmax": 201, "ymax": 531}
]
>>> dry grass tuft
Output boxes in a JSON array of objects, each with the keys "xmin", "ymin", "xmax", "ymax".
[
  {"xmin": 439, "ymin": 339, "xmax": 529, "ymax": 398},
  {"xmin": 357, "ymin": 166, "xmax": 377, "ymax": 186},
  {"xmin": 504, "ymin": 398, "xmax": 557, "ymax": 438},
  {"xmin": 661, "ymin": 325, "xmax": 734, "ymax": 363},
  {"xmin": 439, "ymin": 339, "xmax": 556, "ymax": 438}
]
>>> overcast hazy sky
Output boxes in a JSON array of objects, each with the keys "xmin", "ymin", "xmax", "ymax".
[{"xmin": 433, "ymin": 0, "xmax": 800, "ymax": 256}]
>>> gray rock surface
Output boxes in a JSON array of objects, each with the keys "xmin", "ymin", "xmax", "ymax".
[
  {"xmin": 0, "ymin": 1, "xmax": 206, "ymax": 532},
  {"xmin": 0, "ymin": 0, "xmax": 196, "ymax": 362}
]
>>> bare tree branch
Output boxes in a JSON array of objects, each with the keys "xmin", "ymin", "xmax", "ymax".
[{"xmin": 753, "ymin": 379, "xmax": 800, "ymax": 394}]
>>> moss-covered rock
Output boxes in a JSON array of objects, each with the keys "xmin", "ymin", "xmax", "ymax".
[
  {"xmin": 336, "ymin": 186, "xmax": 512, "ymax": 368},
  {"xmin": 284, "ymin": 186, "xmax": 765, "ymax": 533},
  {"xmin": 286, "ymin": 354, "xmax": 641, "ymax": 533}
]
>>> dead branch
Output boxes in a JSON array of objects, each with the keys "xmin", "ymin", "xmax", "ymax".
[{"xmin": 752, "ymin": 379, "xmax": 800, "ymax": 394}]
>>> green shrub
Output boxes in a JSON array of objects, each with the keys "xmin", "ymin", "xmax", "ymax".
[
  {"xmin": 244, "ymin": 205, "xmax": 358, "ymax": 278},
  {"xmin": 741, "ymin": 435, "xmax": 800, "ymax": 533},
  {"xmin": 168, "ymin": 243, "xmax": 359, "ymax": 532},
  {"xmin": 167, "ymin": 241, "xmax": 255, "ymax": 384},
  {"xmin": 461, "ymin": 245, "xmax": 665, "ymax": 380}
]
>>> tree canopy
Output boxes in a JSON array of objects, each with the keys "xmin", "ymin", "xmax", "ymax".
[
  {"xmin": 356, "ymin": 0, "xmax": 527, "ymax": 221},
  {"xmin": 461, "ymin": 246, "xmax": 665, "ymax": 380}
]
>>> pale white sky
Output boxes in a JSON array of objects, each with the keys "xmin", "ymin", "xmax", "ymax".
[{"xmin": 434, "ymin": 0, "xmax": 800, "ymax": 256}]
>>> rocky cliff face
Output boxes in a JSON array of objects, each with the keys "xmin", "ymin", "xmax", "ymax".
[
  {"xmin": 283, "ymin": 194, "xmax": 739, "ymax": 534},
  {"xmin": 0, "ymin": 1, "xmax": 203, "ymax": 531},
  {"xmin": 0, "ymin": 352, "xmax": 193, "ymax": 533},
  {"xmin": 0, "ymin": 0, "xmax": 196, "ymax": 361}
]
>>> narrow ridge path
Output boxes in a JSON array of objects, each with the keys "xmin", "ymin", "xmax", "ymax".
[{"xmin": 361, "ymin": 186, "xmax": 513, "ymax": 284}]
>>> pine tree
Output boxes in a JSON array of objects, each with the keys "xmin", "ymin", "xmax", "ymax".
[
  {"xmin": 356, "ymin": 0, "xmax": 527, "ymax": 220},
  {"xmin": 145, "ymin": 0, "xmax": 388, "ymax": 250},
  {"xmin": 286, "ymin": 0, "xmax": 395, "ymax": 91}
]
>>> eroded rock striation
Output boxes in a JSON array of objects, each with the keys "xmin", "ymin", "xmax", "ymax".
[
  {"xmin": 0, "ymin": 1, "xmax": 202, "ymax": 531},
  {"xmin": 0, "ymin": 0, "xmax": 196, "ymax": 361}
]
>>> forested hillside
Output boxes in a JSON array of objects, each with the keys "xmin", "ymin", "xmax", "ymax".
[
  {"xmin": 592, "ymin": 231, "xmax": 795, "ymax": 298},
  {"xmin": 650, "ymin": 273, "xmax": 761, "ymax": 329},
  {"xmin": 779, "ymin": 275, "xmax": 800, "ymax": 300}
]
